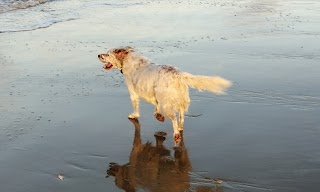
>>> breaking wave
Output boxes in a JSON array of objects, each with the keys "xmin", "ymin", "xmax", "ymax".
[{"xmin": 0, "ymin": 0, "xmax": 54, "ymax": 13}]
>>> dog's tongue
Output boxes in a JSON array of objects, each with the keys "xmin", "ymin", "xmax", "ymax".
[{"xmin": 103, "ymin": 63, "xmax": 112, "ymax": 70}]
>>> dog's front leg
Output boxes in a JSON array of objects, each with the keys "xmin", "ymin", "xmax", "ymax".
[
  {"xmin": 128, "ymin": 94, "xmax": 140, "ymax": 119},
  {"xmin": 126, "ymin": 81, "xmax": 140, "ymax": 119}
]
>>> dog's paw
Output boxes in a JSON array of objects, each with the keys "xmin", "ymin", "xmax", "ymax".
[
  {"xmin": 128, "ymin": 113, "xmax": 139, "ymax": 119},
  {"xmin": 174, "ymin": 133, "xmax": 182, "ymax": 145},
  {"xmin": 154, "ymin": 113, "xmax": 165, "ymax": 122},
  {"xmin": 128, "ymin": 117, "xmax": 139, "ymax": 124}
]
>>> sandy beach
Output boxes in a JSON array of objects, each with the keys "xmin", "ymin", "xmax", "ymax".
[{"xmin": 1, "ymin": 0, "xmax": 320, "ymax": 191}]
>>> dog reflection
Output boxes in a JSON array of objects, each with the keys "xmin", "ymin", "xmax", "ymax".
[{"xmin": 106, "ymin": 119, "xmax": 222, "ymax": 192}]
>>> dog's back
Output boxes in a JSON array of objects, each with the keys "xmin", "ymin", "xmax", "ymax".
[
  {"xmin": 128, "ymin": 61, "xmax": 231, "ymax": 119},
  {"xmin": 129, "ymin": 64, "xmax": 190, "ymax": 119}
]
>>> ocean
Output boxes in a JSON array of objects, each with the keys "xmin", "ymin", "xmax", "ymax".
[
  {"xmin": 0, "ymin": 0, "xmax": 145, "ymax": 33},
  {"xmin": 0, "ymin": 0, "xmax": 53, "ymax": 13},
  {"xmin": 1, "ymin": 0, "xmax": 320, "ymax": 191},
  {"xmin": 0, "ymin": 0, "xmax": 81, "ymax": 33}
]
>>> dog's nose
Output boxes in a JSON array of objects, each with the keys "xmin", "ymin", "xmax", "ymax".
[{"xmin": 98, "ymin": 54, "xmax": 101, "ymax": 58}]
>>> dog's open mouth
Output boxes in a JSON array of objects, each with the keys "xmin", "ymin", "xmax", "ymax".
[{"xmin": 103, "ymin": 63, "xmax": 113, "ymax": 70}]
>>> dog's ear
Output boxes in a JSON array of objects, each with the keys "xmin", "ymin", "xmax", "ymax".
[
  {"xmin": 113, "ymin": 47, "xmax": 134, "ymax": 61},
  {"xmin": 124, "ymin": 46, "xmax": 134, "ymax": 52}
]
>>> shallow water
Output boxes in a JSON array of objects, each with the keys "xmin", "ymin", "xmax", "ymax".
[{"xmin": 1, "ymin": 0, "xmax": 320, "ymax": 192}]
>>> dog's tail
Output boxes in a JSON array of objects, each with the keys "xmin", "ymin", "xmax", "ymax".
[{"xmin": 182, "ymin": 72, "xmax": 232, "ymax": 94}]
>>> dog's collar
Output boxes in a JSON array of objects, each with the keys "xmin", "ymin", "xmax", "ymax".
[
  {"xmin": 119, "ymin": 65, "xmax": 123, "ymax": 74},
  {"xmin": 120, "ymin": 62, "xmax": 124, "ymax": 74}
]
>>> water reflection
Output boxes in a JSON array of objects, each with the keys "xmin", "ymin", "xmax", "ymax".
[{"xmin": 106, "ymin": 118, "xmax": 223, "ymax": 192}]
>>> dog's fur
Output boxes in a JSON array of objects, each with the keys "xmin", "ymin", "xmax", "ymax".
[{"xmin": 98, "ymin": 47, "xmax": 232, "ymax": 142}]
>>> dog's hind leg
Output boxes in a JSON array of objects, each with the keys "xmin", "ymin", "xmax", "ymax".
[
  {"xmin": 154, "ymin": 105, "xmax": 165, "ymax": 122},
  {"xmin": 172, "ymin": 117, "xmax": 182, "ymax": 144},
  {"xmin": 154, "ymin": 113, "xmax": 165, "ymax": 122},
  {"xmin": 178, "ymin": 109, "xmax": 185, "ymax": 131},
  {"xmin": 167, "ymin": 113, "xmax": 181, "ymax": 144}
]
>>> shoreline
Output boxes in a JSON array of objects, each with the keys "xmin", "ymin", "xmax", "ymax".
[{"xmin": 1, "ymin": 0, "xmax": 320, "ymax": 191}]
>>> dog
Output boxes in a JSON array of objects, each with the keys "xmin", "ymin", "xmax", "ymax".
[{"xmin": 98, "ymin": 47, "xmax": 232, "ymax": 143}]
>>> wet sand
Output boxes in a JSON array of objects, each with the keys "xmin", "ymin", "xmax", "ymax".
[{"xmin": 1, "ymin": 0, "xmax": 320, "ymax": 191}]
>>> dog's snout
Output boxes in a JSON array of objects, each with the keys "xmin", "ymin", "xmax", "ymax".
[{"xmin": 98, "ymin": 54, "xmax": 106, "ymax": 60}]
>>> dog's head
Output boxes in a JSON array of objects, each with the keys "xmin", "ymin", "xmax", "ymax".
[{"xmin": 98, "ymin": 46, "xmax": 134, "ymax": 71}]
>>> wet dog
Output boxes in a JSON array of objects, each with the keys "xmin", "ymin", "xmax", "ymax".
[{"xmin": 98, "ymin": 47, "xmax": 232, "ymax": 143}]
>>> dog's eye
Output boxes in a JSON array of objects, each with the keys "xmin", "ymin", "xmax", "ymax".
[{"xmin": 106, "ymin": 54, "xmax": 109, "ymax": 56}]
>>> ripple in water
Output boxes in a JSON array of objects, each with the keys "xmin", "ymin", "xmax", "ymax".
[
  {"xmin": 0, "ymin": 0, "xmax": 79, "ymax": 33},
  {"xmin": 0, "ymin": 0, "xmax": 52, "ymax": 13}
]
